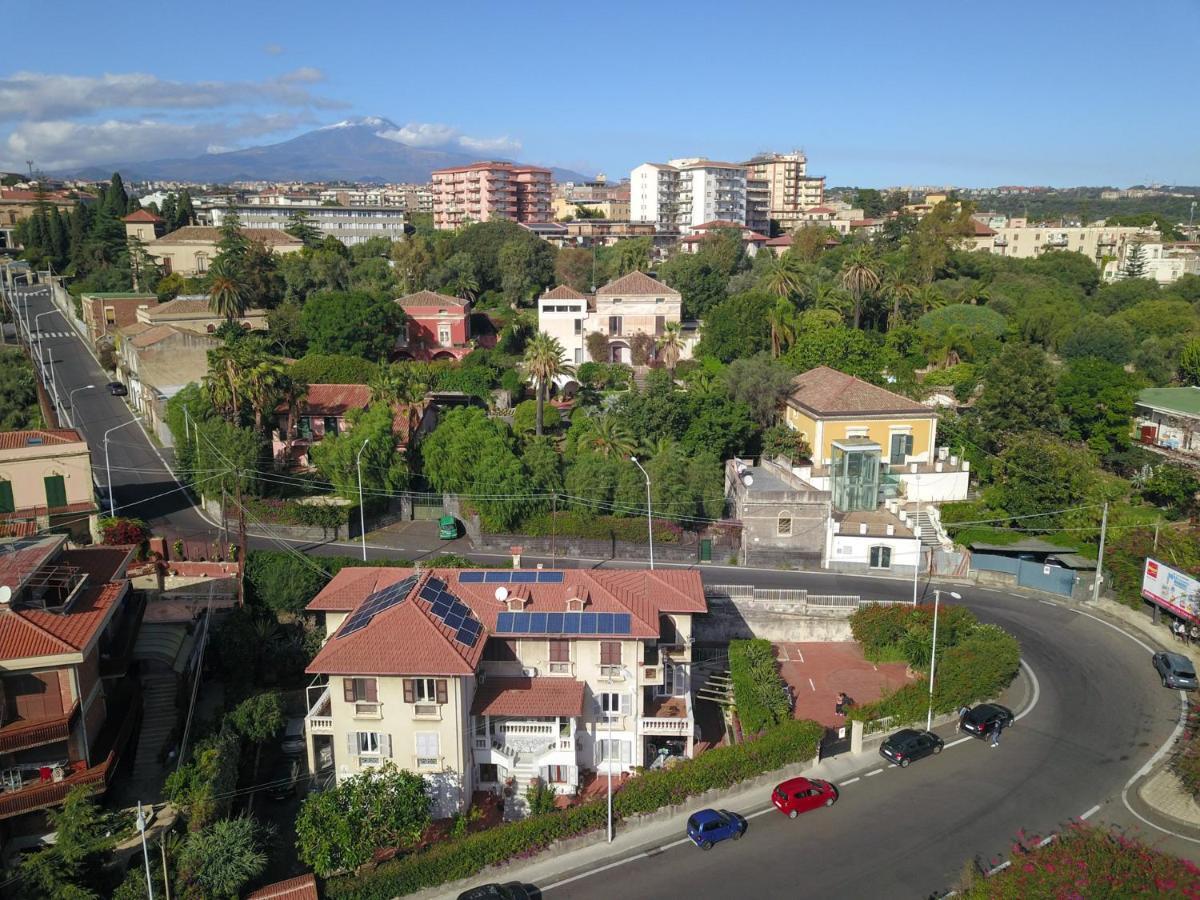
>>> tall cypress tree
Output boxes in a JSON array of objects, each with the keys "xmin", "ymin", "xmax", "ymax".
[
  {"xmin": 160, "ymin": 194, "xmax": 177, "ymax": 232},
  {"xmin": 106, "ymin": 173, "xmax": 128, "ymax": 217},
  {"xmin": 47, "ymin": 207, "xmax": 68, "ymax": 271},
  {"xmin": 177, "ymin": 190, "xmax": 196, "ymax": 227},
  {"xmin": 67, "ymin": 201, "xmax": 90, "ymax": 273}
]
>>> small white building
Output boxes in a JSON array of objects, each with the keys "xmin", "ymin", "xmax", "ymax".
[{"xmin": 537, "ymin": 285, "xmax": 591, "ymax": 365}]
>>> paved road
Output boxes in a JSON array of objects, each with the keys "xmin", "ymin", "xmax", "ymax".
[{"xmin": 535, "ymin": 587, "xmax": 1182, "ymax": 898}]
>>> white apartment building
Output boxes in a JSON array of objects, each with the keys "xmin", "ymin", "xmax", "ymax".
[
  {"xmin": 537, "ymin": 285, "xmax": 591, "ymax": 365},
  {"xmin": 303, "ymin": 567, "xmax": 707, "ymax": 818},
  {"xmin": 630, "ymin": 159, "xmax": 747, "ymax": 232},
  {"xmin": 1102, "ymin": 241, "xmax": 1200, "ymax": 284},
  {"xmin": 965, "ymin": 217, "xmax": 1154, "ymax": 265},
  {"xmin": 210, "ymin": 203, "xmax": 407, "ymax": 247}
]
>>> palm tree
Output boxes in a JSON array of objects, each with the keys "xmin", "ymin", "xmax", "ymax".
[
  {"xmin": 451, "ymin": 271, "xmax": 479, "ymax": 302},
  {"xmin": 243, "ymin": 357, "xmax": 289, "ymax": 435},
  {"xmin": 762, "ymin": 252, "xmax": 805, "ymax": 299},
  {"xmin": 207, "ymin": 257, "xmax": 247, "ymax": 325},
  {"xmin": 656, "ymin": 321, "xmax": 686, "ymax": 376},
  {"xmin": 204, "ymin": 344, "xmax": 253, "ymax": 423},
  {"xmin": 523, "ymin": 332, "xmax": 574, "ymax": 437},
  {"xmin": 839, "ymin": 246, "xmax": 881, "ymax": 329},
  {"xmin": 915, "ymin": 284, "xmax": 949, "ymax": 316},
  {"xmin": 584, "ymin": 414, "xmax": 636, "ymax": 459},
  {"xmin": 766, "ymin": 298, "xmax": 798, "ymax": 357},
  {"xmin": 880, "ymin": 270, "xmax": 918, "ymax": 330}
]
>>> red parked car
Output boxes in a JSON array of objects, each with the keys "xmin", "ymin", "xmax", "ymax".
[{"xmin": 771, "ymin": 777, "xmax": 838, "ymax": 818}]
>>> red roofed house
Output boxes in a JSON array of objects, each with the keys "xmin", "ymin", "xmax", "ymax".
[
  {"xmin": 272, "ymin": 384, "xmax": 371, "ymax": 469},
  {"xmin": 394, "ymin": 291, "xmax": 479, "ymax": 362},
  {"xmin": 302, "ymin": 567, "xmax": 707, "ymax": 818},
  {"xmin": 592, "ymin": 271, "xmax": 685, "ymax": 365},
  {"xmin": 679, "ymin": 221, "xmax": 769, "ymax": 256},
  {"xmin": 0, "ymin": 430, "xmax": 97, "ymax": 541},
  {"xmin": 0, "ymin": 535, "xmax": 142, "ymax": 832},
  {"xmin": 121, "ymin": 209, "xmax": 166, "ymax": 244}
]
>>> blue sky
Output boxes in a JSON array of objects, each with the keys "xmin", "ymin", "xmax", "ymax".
[{"xmin": 2, "ymin": 0, "xmax": 1197, "ymax": 186}]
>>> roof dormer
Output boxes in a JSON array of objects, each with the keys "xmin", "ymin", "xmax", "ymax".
[{"xmin": 565, "ymin": 584, "xmax": 589, "ymax": 612}]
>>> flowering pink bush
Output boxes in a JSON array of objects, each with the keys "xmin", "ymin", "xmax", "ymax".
[{"xmin": 964, "ymin": 823, "xmax": 1200, "ymax": 898}]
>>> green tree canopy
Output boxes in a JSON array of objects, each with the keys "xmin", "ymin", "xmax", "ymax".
[
  {"xmin": 974, "ymin": 343, "xmax": 1061, "ymax": 450},
  {"xmin": 985, "ymin": 433, "xmax": 1101, "ymax": 525},
  {"xmin": 721, "ymin": 353, "xmax": 795, "ymax": 428},
  {"xmin": 694, "ymin": 290, "xmax": 773, "ymax": 363},
  {"xmin": 177, "ymin": 816, "xmax": 268, "ymax": 899},
  {"xmin": 300, "ymin": 290, "xmax": 405, "ymax": 360},
  {"xmin": 288, "ymin": 353, "xmax": 380, "ymax": 385},
  {"xmin": 1056, "ymin": 357, "xmax": 1137, "ymax": 457},
  {"xmin": 310, "ymin": 403, "xmax": 409, "ymax": 500},
  {"xmin": 1060, "ymin": 313, "xmax": 1136, "ymax": 364}
]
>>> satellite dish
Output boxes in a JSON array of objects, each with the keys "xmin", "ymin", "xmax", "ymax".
[
  {"xmin": 742, "ymin": 474, "xmax": 754, "ymax": 487},
  {"xmin": 735, "ymin": 463, "xmax": 747, "ymax": 476},
  {"xmin": 0, "ymin": 586, "xmax": 10, "ymax": 605},
  {"xmin": 494, "ymin": 587, "xmax": 509, "ymax": 602}
]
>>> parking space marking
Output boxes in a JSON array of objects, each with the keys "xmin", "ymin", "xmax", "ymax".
[
  {"xmin": 1038, "ymin": 599, "xmax": 1057, "ymax": 606},
  {"xmin": 796, "ymin": 649, "xmax": 804, "ymax": 663},
  {"xmin": 1080, "ymin": 804, "xmax": 1100, "ymax": 819},
  {"xmin": 808, "ymin": 678, "xmax": 815, "ymax": 691},
  {"xmin": 841, "ymin": 777, "xmax": 860, "ymax": 785},
  {"xmin": 865, "ymin": 768, "xmax": 883, "ymax": 777},
  {"xmin": 946, "ymin": 736, "xmax": 971, "ymax": 748}
]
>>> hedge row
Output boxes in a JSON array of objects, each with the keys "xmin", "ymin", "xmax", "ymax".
[
  {"xmin": 848, "ymin": 611, "xmax": 1021, "ymax": 725},
  {"xmin": 490, "ymin": 509, "xmax": 682, "ymax": 543},
  {"xmin": 728, "ymin": 638, "xmax": 791, "ymax": 734},
  {"xmin": 324, "ymin": 719, "xmax": 823, "ymax": 899}
]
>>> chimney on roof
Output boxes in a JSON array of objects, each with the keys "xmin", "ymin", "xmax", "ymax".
[{"xmin": 510, "ymin": 546, "xmax": 522, "ymax": 569}]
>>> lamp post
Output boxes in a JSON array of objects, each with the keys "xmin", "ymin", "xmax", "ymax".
[
  {"xmin": 67, "ymin": 384, "xmax": 95, "ymax": 429},
  {"xmin": 926, "ymin": 589, "xmax": 962, "ymax": 731},
  {"xmin": 356, "ymin": 438, "xmax": 370, "ymax": 561},
  {"xmin": 911, "ymin": 473, "xmax": 920, "ymax": 606},
  {"xmin": 606, "ymin": 665, "xmax": 634, "ymax": 843},
  {"xmin": 43, "ymin": 346, "xmax": 62, "ymax": 422},
  {"xmin": 104, "ymin": 419, "xmax": 139, "ymax": 517},
  {"xmin": 137, "ymin": 801, "xmax": 155, "ymax": 899},
  {"xmin": 630, "ymin": 456, "xmax": 653, "ymax": 570},
  {"xmin": 33, "ymin": 309, "xmax": 56, "ymax": 378}
]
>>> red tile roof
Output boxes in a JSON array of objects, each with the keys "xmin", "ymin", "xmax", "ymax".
[
  {"xmin": 0, "ymin": 430, "xmax": 84, "ymax": 451},
  {"xmin": 597, "ymin": 271, "xmax": 679, "ymax": 296},
  {"xmin": 971, "ymin": 220, "xmax": 997, "ymax": 236},
  {"xmin": 765, "ymin": 235, "xmax": 793, "ymax": 246},
  {"xmin": 301, "ymin": 384, "xmax": 371, "ymax": 417},
  {"xmin": 471, "ymin": 677, "xmax": 586, "ymax": 717},
  {"xmin": 541, "ymin": 285, "xmax": 590, "ymax": 300},
  {"xmin": 247, "ymin": 874, "xmax": 319, "ymax": 900},
  {"xmin": 0, "ymin": 582, "xmax": 127, "ymax": 661},
  {"xmin": 693, "ymin": 220, "xmax": 747, "ymax": 231},
  {"xmin": 788, "ymin": 366, "xmax": 930, "ymax": 417},
  {"xmin": 396, "ymin": 290, "xmax": 468, "ymax": 310},
  {"xmin": 306, "ymin": 568, "xmax": 706, "ymax": 677},
  {"xmin": 0, "ymin": 537, "xmax": 65, "ymax": 591},
  {"xmin": 122, "ymin": 209, "xmax": 163, "ymax": 223}
]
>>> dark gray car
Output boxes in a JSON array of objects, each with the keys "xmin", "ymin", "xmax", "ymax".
[{"xmin": 1153, "ymin": 651, "xmax": 1198, "ymax": 690}]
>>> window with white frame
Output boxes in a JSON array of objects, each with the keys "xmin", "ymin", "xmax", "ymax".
[
  {"xmin": 599, "ymin": 692, "xmax": 626, "ymax": 719},
  {"xmin": 411, "ymin": 678, "xmax": 437, "ymax": 702},
  {"xmin": 438, "ymin": 325, "xmax": 451, "ymax": 346},
  {"xmin": 351, "ymin": 731, "xmax": 391, "ymax": 758},
  {"xmin": 415, "ymin": 733, "xmax": 439, "ymax": 768},
  {"xmin": 869, "ymin": 545, "xmax": 892, "ymax": 569},
  {"xmin": 777, "ymin": 514, "xmax": 793, "ymax": 537},
  {"xmin": 597, "ymin": 739, "xmax": 631, "ymax": 763}
]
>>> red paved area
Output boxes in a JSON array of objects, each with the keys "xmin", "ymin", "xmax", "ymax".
[{"xmin": 776, "ymin": 642, "xmax": 914, "ymax": 729}]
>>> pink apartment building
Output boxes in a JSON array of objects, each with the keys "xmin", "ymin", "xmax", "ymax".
[{"xmin": 432, "ymin": 162, "xmax": 553, "ymax": 230}]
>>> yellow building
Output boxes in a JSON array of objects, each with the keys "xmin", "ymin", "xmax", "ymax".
[{"xmin": 0, "ymin": 429, "xmax": 97, "ymax": 539}]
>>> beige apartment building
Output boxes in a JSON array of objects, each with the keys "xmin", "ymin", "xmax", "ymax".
[
  {"xmin": 431, "ymin": 162, "xmax": 552, "ymax": 230},
  {"xmin": 303, "ymin": 567, "xmax": 707, "ymax": 818},
  {"xmin": 142, "ymin": 225, "xmax": 303, "ymax": 276},
  {"xmin": 0, "ymin": 430, "xmax": 97, "ymax": 539},
  {"xmin": 965, "ymin": 217, "xmax": 1153, "ymax": 264},
  {"xmin": 537, "ymin": 284, "xmax": 591, "ymax": 365},
  {"xmin": 592, "ymin": 271, "xmax": 683, "ymax": 364},
  {"xmin": 743, "ymin": 152, "xmax": 826, "ymax": 234},
  {"xmin": 551, "ymin": 197, "xmax": 631, "ymax": 221}
]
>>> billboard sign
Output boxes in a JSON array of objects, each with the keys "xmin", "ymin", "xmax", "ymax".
[{"xmin": 1142, "ymin": 558, "xmax": 1200, "ymax": 621}]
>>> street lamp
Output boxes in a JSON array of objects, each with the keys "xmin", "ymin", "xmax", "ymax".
[
  {"xmin": 34, "ymin": 309, "xmax": 56, "ymax": 376},
  {"xmin": 606, "ymin": 664, "xmax": 634, "ymax": 843},
  {"xmin": 67, "ymin": 384, "xmax": 95, "ymax": 430},
  {"xmin": 136, "ymin": 801, "xmax": 155, "ymax": 899},
  {"xmin": 42, "ymin": 346, "xmax": 62, "ymax": 421},
  {"xmin": 356, "ymin": 438, "xmax": 370, "ymax": 561},
  {"xmin": 926, "ymin": 589, "xmax": 962, "ymax": 731},
  {"xmin": 104, "ymin": 419, "xmax": 139, "ymax": 517},
  {"xmin": 911, "ymin": 473, "xmax": 921, "ymax": 606},
  {"xmin": 630, "ymin": 456, "xmax": 653, "ymax": 570}
]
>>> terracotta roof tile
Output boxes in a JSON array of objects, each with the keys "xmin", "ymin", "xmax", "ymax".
[
  {"xmin": 788, "ymin": 366, "xmax": 930, "ymax": 417},
  {"xmin": 541, "ymin": 285, "xmax": 589, "ymax": 300},
  {"xmin": 765, "ymin": 235, "xmax": 793, "ymax": 246},
  {"xmin": 247, "ymin": 874, "xmax": 319, "ymax": 900},
  {"xmin": 298, "ymin": 384, "xmax": 371, "ymax": 416},
  {"xmin": 0, "ymin": 582, "xmax": 127, "ymax": 661},
  {"xmin": 122, "ymin": 209, "xmax": 163, "ymax": 223},
  {"xmin": 0, "ymin": 430, "xmax": 84, "ymax": 451},
  {"xmin": 128, "ymin": 324, "xmax": 187, "ymax": 348},
  {"xmin": 155, "ymin": 226, "xmax": 301, "ymax": 246},
  {"xmin": 396, "ymin": 290, "xmax": 468, "ymax": 309},
  {"xmin": 596, "ymin": 271, "xmax": 680, "ymax": 297},
  {"xmin": 471, "ymin": 677, "xmax": 586, "ymax": 717}
]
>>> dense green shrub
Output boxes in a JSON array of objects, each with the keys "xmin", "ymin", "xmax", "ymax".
[
  {"xmin": 245, "ymin": 550, "xmax": 415, "ymax": 614},
  {"xmin": 728, "ymin": 639, "xmax": 791, "ymax": 734},
  {"xmin": 325, "ymin": 719, "xmax": 822, "ymax": 899},
  {"xmin": 489, "ymin": 509, "xmax": 681, "ymax": 543}
]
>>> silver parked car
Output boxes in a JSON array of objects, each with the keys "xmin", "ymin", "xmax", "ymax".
[{"xmin": 1153, "ymin": 651, "xmax": 1198, "ymax": 690}]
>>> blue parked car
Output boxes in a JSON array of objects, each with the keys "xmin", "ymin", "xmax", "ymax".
[{"xmin": 686, "ymin": 808, "xmax": 746, "ymax": 850}]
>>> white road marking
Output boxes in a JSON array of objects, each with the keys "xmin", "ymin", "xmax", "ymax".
[
  {"xmin": 1037, "ymin": 835, "xmax": 1056, "ymax": 847},
  {"xmin": 946, "ymin": 736, "xmax": 971, "ymax": 748},
  {"xmin": 887, "ymin": 763, "xmax": 897, "ymax": 768},
  {"xmin": 985, "ymin": 860, "xmax": 1012, "ymax": 876},
  {"xmin": 841, "ymin": 777, "xmax": 860, "ymax": 785},
  {"xmin": 745, "ymin": 808, "xmax": 773, "ymax": 821},
  {"xmin": 778, "ymin": 647, "xmax": 789, "ymax": 661},
  {"xmin": 1080, "ymin": 804, "xmax": 1101, "ymax": 820},
  {"xmin": 808, "ymin": 678, "xmax": 815, "ymax": 691},
  {"xmin": 796, "ymin": 649, "xmax": 804, "ymax": 663},
  {"xmin": 1014, "ymin": 659, "xmax": 1040, "ymax": 723},
  {"xmin": 865, "ymin": 768, "xmax": 883, "ymax": 777},
  {"xmin": 1038, "ymin": 599, "xmax": 1057, "ymax": 606}
]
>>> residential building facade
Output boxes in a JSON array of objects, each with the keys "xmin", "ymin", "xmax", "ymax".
[
  {"xmin": 79, "ymin": 292, "xmax": 158, "ymax": 344},
  {"xmin": 272, "ymin": 384, "xmax": 370, "ymax": 469},
  {"xmin": 630, "ymin": 160, "xmax": 748, "ymax": 232},
  {"xmin": 121, "ymin": 209, "xmax": 166, "ymax": 244},
  {"xmin": 115, "ymin": 324, "xmax": 218, "ymax": 445},
  {"xmin": 1136, "ymin": 386, "xmax": 1200, "ymax": 457},
  {"xmin": 678, "ymin": 221, "xmax": 769, "ymax": 256},
  {"xmin": 431, "ymin": 163, "xmax": 552, "ymax": 230},
  {"xmin": 537, "ymin": 285, "xmax": 591, "ymax": 365},
  {"xmin": 592, "ymin": 272, "xmax": 684, "ymax": 364},
  {"xmin": 0, "ymin": 536, "xmax": 142, "ymax": 832},
  {"xmin": 394, "ymin": 291, "xmax": 475, "ymax": 361},
  {"xmin": 303, "ymin": 567, "xmax": 707, "ymax": 818},
  {"xmin": 1103, "ymin": 241, "xmax": 1200, "ymax": 284},
  {"xmin": 964, "ymin": 218, "xmax": 1153, "ymax": 265},
  {"xmin": 145, "ymin": 226, "xmax": 303, "ymax": 276},
  {"xmin": 742, "ymin": 152, "xmax": 826, "ymax": 234},
  {"xmin": 0, "ymin": 431, "xmax": 96, "ymax": 540},
  {"xmin": 134, "ymin": 296, "xmax": 269, "ymax": 334},
  {"xmin": 0, "ymin": 189, "xmax": 83, "ymax": 251},
  {"xmin": 210, "ymin": 204, "xmax": 408, "ymax": 247}
]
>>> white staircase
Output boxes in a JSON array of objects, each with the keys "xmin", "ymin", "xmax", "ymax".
[
  {"xmin": 503, "ymin": 753, "xmax": 539, "ymax": 821},
  {"xmin": 912, "ymin": 510, "xmax": 945, "ymax": 548}
]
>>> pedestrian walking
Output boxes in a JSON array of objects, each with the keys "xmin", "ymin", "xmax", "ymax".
[
  {"xmin": 1174, "ymin": 620, "xmax": 1186, "ymax": 643},
  {"xmin": 956, "ymin": 705, "xmax": 970, "ymax": 733},
  {"xmin": 990, "ymin": 720, "xmax": 1004, "ymax": 748}
]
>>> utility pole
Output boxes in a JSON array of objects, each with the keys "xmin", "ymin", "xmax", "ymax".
[
  {"xmin": 1091, "ymin": 501, "xmax": 1109, "ymax": 603},
  {"xmin": 1154, "ymin": 518, "xmax": 1161, "ymax": 552},
  {"xmin": 234, "ymin": 470, "xmax": 247, "ymax": 607},
  {"xmin": 550, "ymin": 493, "xmax": 557, "ymax": 565}
]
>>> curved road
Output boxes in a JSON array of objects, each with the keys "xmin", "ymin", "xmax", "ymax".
[{"xmin": 533, "ymin": 581, "xmax": 1180, "ymax": 899}]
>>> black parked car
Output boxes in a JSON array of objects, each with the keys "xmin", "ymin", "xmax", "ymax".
[
  {"xmin": 457, "ymin": 884, "xmax": 538, "ymax": 900},
  {"xmin": 107, "ymin": 381, "xmax": 128, "ymax": 396},
  {"xmin": 266, "ymin": 756, "xmax": 302, "ymax": 801},
  {"xmin": 1153, "ymin": 651, "xmax": 1199, "ymax": 690},
  {"xmin": 959, "ymin": 703, "xmax": 1015, "ymax": 740},
  {"xmin": 879, "ymin": 729, "xmax": 944, "ymax": 768}
]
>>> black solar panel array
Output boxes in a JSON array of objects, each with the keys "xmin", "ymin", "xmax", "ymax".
[
  {"xmin": 419, "ymin": 577, "xmax": 482, "ymax": 647},
  {"xmin": 339, "ymin": 575, "xmax": 419, "ymax": 638},
  {"xmin": 494, "ymin": 611, "xmax": 632, "ymax": 635},
  {"xmin": 457, "ymin": 570, "xmax": 566, "ymax": 584}
]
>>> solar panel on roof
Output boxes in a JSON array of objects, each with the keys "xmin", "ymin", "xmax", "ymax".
[
  {"xmin": 580, "ymin": 612, "xmax": 597, "ymax": 633},
  {"xmin": 614, "ymin": 613, "xmax": 631, "ymax": 634},
  {"xmin": 561, "ymin": 613, "xmax": 581, "ymax": 634},
  {"xmin": 537, "ymin": 571, "xmax": 565, "ymax": 583},
  {"xmin": 511, "ymin": 612, "xmax": 530, "ymax": 632},
  {"xmin": 510, "ymin": 571, "xmax": 537, "ymax": 583},
  {"xmin": 420, "ymin": 584, "xmax": 442, "ymax": 603},
  {"xmin": 597, "ymin": 613, "xmax": 614, "ymax": 634},
  {"xmin": 459, "ymin": 571, "xmax": 485, "ymax": 583},
  {"xmin": 484, "ymin": 571, "xmax": 510, "ymax": 583},
  {"xmin": 496, "ymin": 612, "xmax": 514, "ymax": 632},
  {"xmin": 444, "ymin": 609, "xmax": 465, "ymax": 629},
  {"xmin": 545, "ymin": 612, "xmax": 563, "ymax": 633},
  {"xmin": 430, "ymin": 598, "xmax": 452, "ymax": 618},
  {"xmin": 528, "ymin": 612, "xmax": 547, "ymax": 632},
  {"xmin": 337, "ymin": 575, "xmax": 418, "ymax": 638},
  {"xmin": 456, "ymin": 621, "xmax": 480, "ymax": 647}
]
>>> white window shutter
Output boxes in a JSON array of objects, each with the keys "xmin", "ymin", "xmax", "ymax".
[
  {"xmin": 621, "ymin": 694, "xmax": 632, "ymax": 715},
  {"xmin": 621, "ymin": 741, "xmax": 632, "ymax": 763},
  {"xmin": 540, "ymin": 765, "xmax": 549, "ymax": 783},
  {"xmin": 381, "ymin": 733, "xmax": 392, "ymax": 758},
  {"xmin": 347, "ymin": 733, "xmax": 358, "ymax": 756},
  {"xmin": 568, "ymin": 765, "xmax": 578, "ymax": 786}
]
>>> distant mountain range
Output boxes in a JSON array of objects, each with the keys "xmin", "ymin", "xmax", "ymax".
[{"xmin": 68, "ymin": 117, "xmax": 590, "ymax": 184}]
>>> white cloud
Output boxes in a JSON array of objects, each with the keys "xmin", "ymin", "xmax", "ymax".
[
  {"xmin": 263, "ymin": 43, "xmax": 285, "ymax": 56},
  {"xmin": 0, "ymin": 69, "xmax": 345, "ymax": 122},
  {"xmin": 378, "ymin": 121, "xmax": 521, "ymax": 155},
  {"xmin": 1, "ymin": 113, "xmax": 313, "ymax": 171}
]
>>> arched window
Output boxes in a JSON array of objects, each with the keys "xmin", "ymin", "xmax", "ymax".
[{"xmin": 777, "ymin": 513, "xmax": 793, "ymax": 537}]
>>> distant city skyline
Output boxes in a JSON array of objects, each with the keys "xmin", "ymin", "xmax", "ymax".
[{"xmin": 1, "ymin": 0, "xmax": 1197, "ymax": 186}]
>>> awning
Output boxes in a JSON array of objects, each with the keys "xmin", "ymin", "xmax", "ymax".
[{"xmin": 471, "ymin": 677, "xmax": 586, "ymax": 718}]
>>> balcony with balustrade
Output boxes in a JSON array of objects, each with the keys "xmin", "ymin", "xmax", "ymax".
[{"xmin": 471, "ymin": 715, "xmax": 577, "ymax": 770}]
